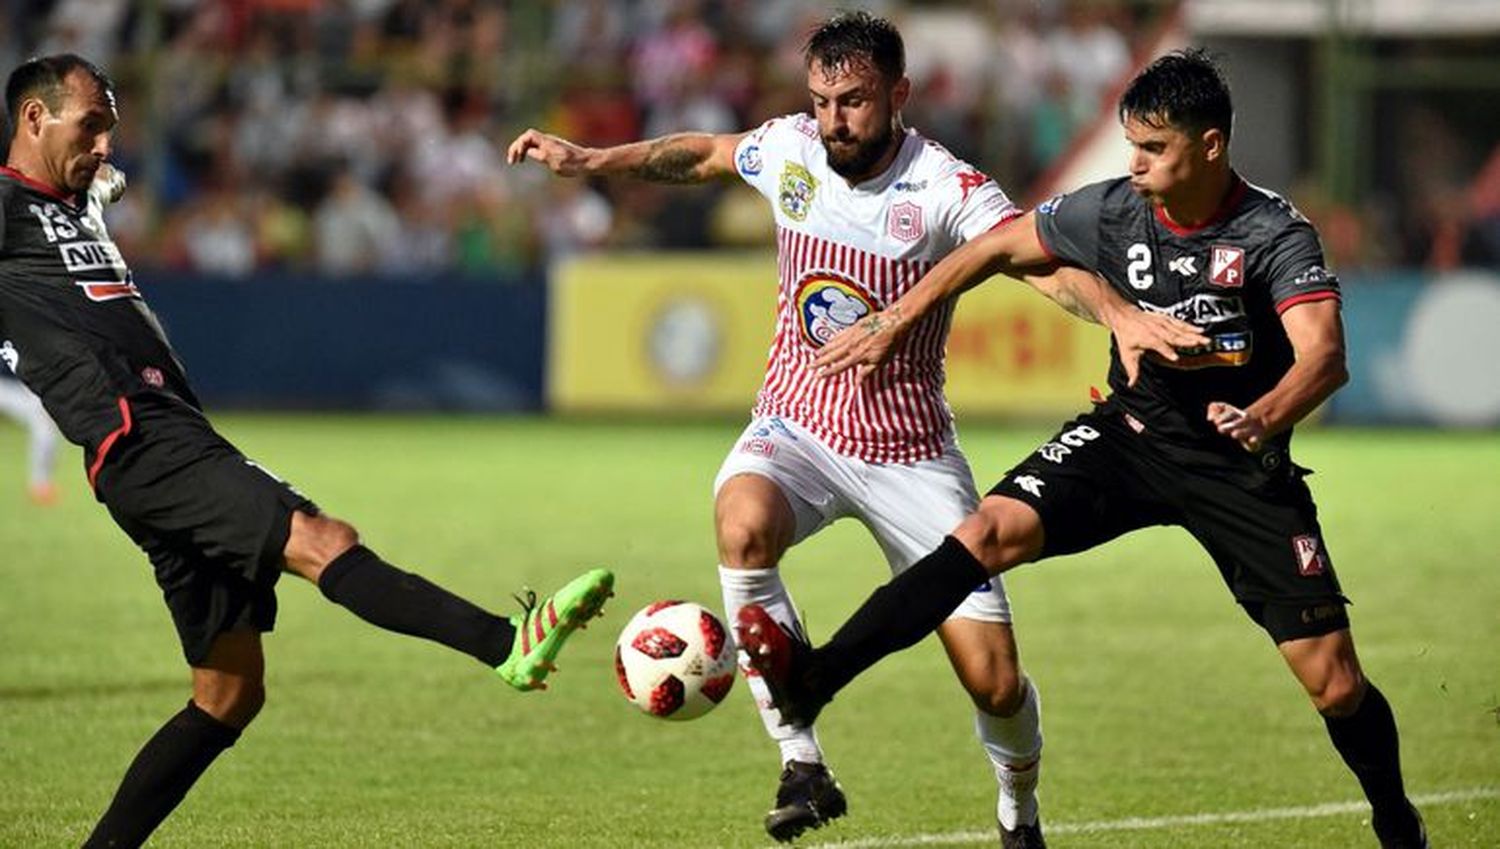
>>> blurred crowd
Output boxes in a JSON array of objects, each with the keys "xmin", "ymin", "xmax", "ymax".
[{"xmin": 1, "ymin": 0, "xmax": 1495, "ymax": 278}]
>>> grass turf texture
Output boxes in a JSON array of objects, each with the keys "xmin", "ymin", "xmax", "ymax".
[{"xmin": 1, "ymin": 416, "xmax": 1496, "ymax": 848}]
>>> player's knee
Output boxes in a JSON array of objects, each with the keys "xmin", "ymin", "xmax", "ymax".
[
  {"xmin": 195, "ymin": 676, "xmax": 266, "ymax": 729},
  {"xmin": 715, "ymin": 515, "xmax": 782, "ymax": 568},
  {"xmin": 957, "ymin": 497, "xmax": 1040, "ymax": 571},
  {"xmin": 285, "ymin": 513, "xmax": 360, "ymax": 580},
  {"xmin": 969, "ymin": 666, "xmax": 1026, "ymax": 717},
  {"xmin": 1312, "ymin": 670, "xmax": 1367, "ymax": 717}
]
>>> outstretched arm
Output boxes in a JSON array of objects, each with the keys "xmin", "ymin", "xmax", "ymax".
[
  {"xmin": 505, "ymin": 128, "xmax": 744, "ymax": 183},
  {"xmin": 1208, "ymin": 298, "xmax": 1347, "ymax": 451},
  {"xmin": 813, "ymin": 212, "xmax": 1207, "ymax": 384}
]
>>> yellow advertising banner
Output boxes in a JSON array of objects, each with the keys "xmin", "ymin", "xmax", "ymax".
[
  {"xmin": 549, "ymin": 252, "xmax": 1111, "ymax": 418},
  {"xmin": 549, "ymin": 253, "xmax": 777, "ymax": 413}
]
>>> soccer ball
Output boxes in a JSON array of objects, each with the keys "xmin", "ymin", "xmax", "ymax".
[{"xmin": 614, "ymin": 600, "xmax": 737, "ymax": 720}]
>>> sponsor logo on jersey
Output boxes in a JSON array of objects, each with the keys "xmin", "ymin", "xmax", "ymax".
[
  {"xmin": 1036, "ymin": 194, "xmax": 1065, "ymax": 215},
  {"xmin": 793, "ymin": 273, "xmax": 876, "ymax": 348},
  {"xmin": 1168, "ymin": 255, "xmax": 1199, "ymax": 277},
  {"xmin": 1139, "ymin": 293, "xmax": 1245, "ymax": 325},
  {"xmin": 751, "ymin": 416, "xmax": 798, "ymax": 441},
  {"xmin": 1291, "ymin": 534, "xmax": 1326, "ymax": 576},
  {"xmin": 791, "ymin": 114, "xmax": 820, "ymax": 140},
  {"xmin": 887, "ymin": 200, "xmax": 924, "ymax": 242},
  {"xmin": 737, "ymin": 144, "xmax": 763, "ymax": 177},
  {"xmin": 1210, "ymin": 244, "xmax": 1245, "ymax": 288},
  {"xmin": 1170, "ymin": 331, "xmax": 1252, "ymax": 369},
  {"xmin": 0, "ymin": 340, "xmax": 18, "ymax": 372},
  {"xmin": 740, "ymin": 437, "xmax": 776, "ymax": 457},
  {"xmin": 75, "ymin": 276, "xmax": 142, "ymax": 302},
  {"xmin": 892, "ymin": 180, "xmax": 927, "ymax": 192},
  {"xmin": 60, "ymin": 239, "xmax": 125, "ymax": 273},
  {"xmin": 956, "ymin": 170, "xmax": 990, "ymax": 202},
  {"xmin": 1292, "ymin": 265, "xmax": 1335, "ymax": 288},
  {"xmin": 778, "ymin": 162, "xmax": 819, "ymax": 221}
]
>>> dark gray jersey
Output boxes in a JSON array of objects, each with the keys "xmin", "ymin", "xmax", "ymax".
[
  {"xmin": 0, "ymin": 169, "xmax": 198, "ymax": 468},
  {"xmin": 1035, "ymin": 174, "xmax": 1339, "ymax": 458}
]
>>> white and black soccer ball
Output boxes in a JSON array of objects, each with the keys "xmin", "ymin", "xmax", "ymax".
[{"xmin": 614, "ymin": 601, "xmax": 736, "ymax": 721}]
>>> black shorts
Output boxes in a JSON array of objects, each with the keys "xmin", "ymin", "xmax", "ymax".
[
  {"xmin": 95, "ymin": 403, "xmax": 317, "ymax": 665},
  {"xmin": 987, "ymin": 406, "xmax": 1349, "ymax": 643}
]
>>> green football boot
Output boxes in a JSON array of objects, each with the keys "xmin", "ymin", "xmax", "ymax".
[{"xmin": 495, "ymin": 568, "xmax": 615, "ymax": 691}]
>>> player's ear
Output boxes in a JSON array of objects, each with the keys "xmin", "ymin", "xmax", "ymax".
[
  {"xmin": 1201, "ymin": 127, "xmax": 1227, "ymax": 163},
  {"xmin": 891, "ymin": 75, "xmax": 911, "ymax": 113}
]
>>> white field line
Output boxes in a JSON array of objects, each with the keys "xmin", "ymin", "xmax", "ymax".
[{"xmin": 800, "ymin": 786, "xmax": 1500, "ymax": 848}]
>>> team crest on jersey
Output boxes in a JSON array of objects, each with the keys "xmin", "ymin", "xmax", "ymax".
[
  {"xmin": 779, "ymin": 163, "xmax": 819, "ymax": 221},
  {"xmin": 76, "ymin": 274, "xmax": 141, "ymax": 302},
  {"xmin": 888, "ymin": 201, "xmax": 924, "ymax": 242},
  {"xmin": 794, "ymin": 273, "xmax": 876, "ymax": 348},
  {"xmin": 1210, "ymin": 245, "xmax": 1245, "ymax": 288}
]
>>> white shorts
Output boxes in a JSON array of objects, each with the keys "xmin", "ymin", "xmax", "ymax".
[{"xmin": 714, "ymin": 415, "xmax": 1012, "ymax": 623}]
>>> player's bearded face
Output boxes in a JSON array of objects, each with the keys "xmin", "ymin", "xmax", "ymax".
[{"xmin": 809, "ymin": 59, "xmax": 905, "ymax": 181}]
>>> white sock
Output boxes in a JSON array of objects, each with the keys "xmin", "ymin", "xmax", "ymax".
[
  {"xmin": 976, "ymin": 676, "xmax": 1043, "ymax": 829},
  {"xmin": 719, "ymin": 564, "xmax": 823, "ymax": 765}
]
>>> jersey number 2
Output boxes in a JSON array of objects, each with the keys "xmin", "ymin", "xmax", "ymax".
[{"xmin": 1126, "ymin": 243, "xmax": 1154, "ymax": 290}]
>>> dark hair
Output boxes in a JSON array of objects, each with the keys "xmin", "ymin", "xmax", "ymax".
[
  {"xmin": 1119, "ymin": 48, "xmax": 1233, "ymax": 141},
  {"xmin": 5, "ymin": 54, "xmax": 115, "ymax": 138},
  {"xmin": 804, "ymin": 10, "xmax": 904, "ymax": 82}
]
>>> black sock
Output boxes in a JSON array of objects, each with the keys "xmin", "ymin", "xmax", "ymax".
[
  {"xmin": 1323, "ymin": 683, "xmax": 1413, "ymax": 823},
  {"xmin": 83, "ymin": 701, "xmax": 241, "ymax": 849},
  {"xmin": 811, "ymin": 536, "xmax": 990, "ymax": 698},
  {"xmin": 318, "ymin": 545, "xmax": 515, "ymax": 667}
]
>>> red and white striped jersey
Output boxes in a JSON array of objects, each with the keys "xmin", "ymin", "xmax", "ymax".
[{"xmin": 734, "ymin": 114, "xmax": 1020, "ymax": 463}]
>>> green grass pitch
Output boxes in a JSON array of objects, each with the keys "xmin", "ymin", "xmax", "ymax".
[{"xmin": 1, "ymin": 416, "xmax": 1497, "ymax": 847}]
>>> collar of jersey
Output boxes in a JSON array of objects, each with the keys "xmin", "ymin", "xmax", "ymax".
[
  {"xmin": 1152, "ymin": 172, "xmax": 1248, "ymax": 236},
  {"xmin": 0, "ymin": 166, "xmax": 80, "ymax": 208}
]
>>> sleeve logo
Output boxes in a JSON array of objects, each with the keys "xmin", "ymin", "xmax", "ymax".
[
  {"xmin": 737, "ymin": 144, "xmax": 763, "ymax": 177},
  {"xmin": 957, "ymin": 170, "xmax": 990, "ymax": 202}
]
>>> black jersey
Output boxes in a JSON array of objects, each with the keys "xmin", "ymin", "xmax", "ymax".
[
  {"xmin": 0, "ymin": 168, "xmax": 199, "ymax": 471},
  {"xmin": 1035, "ymin": 174, "xmax": 1339, "ymax": 467}
]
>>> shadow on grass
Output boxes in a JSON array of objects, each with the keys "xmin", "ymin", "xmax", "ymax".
[{"xmin": 0, "ymin": 677, "xmax": 190, "ymax": 702}]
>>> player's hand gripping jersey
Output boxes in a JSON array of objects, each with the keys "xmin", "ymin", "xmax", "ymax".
[
  {"xmin": 735, "ymin": 114, "xmax": 1019, "ymax": 463},
  {"xmin": 1035, "ymin": 176, "xmax": 1339, "ymax": 469},
  {"xmin": 0, "ymin": 168, "xmax": 198, "ymax": 484}
]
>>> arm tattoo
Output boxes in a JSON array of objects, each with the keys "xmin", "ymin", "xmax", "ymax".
[
  {"xmin": 1047, "ymin": 280, "xmax": 1101, "ymax": 323},
  {"xmin": 862, "ymin": 315, "xmax": 886, "ymax": 336},
  {"xmin": 634, "ymin": 137, "xmax": 709, "ymax": 183}
]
